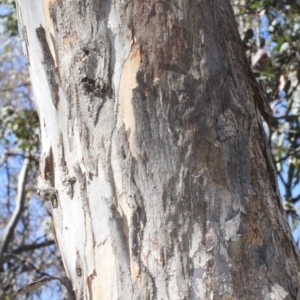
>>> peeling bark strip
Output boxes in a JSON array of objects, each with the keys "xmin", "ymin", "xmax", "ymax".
[
  {"xmin": 16, "ymin": 0, "xmax": 300, "ymax": 299},
  {"xmin": 117, "ymin": 47, "xmax": 141, "ymax": 159}
]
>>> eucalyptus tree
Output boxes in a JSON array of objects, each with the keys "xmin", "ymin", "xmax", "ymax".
[{"xmin": 14, "ymin": 0, "xmax": 300, "ymax": 299}]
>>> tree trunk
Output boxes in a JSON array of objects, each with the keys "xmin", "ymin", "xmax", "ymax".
[{"xmin": 16, "ymin": 0, "xmax": 300, "ymax": 299}]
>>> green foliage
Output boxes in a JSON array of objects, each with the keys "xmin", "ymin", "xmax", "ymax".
[
  {"xmin": 0, "ymin": 295, "xmax": 13, "ymax": 300},
  {"xmin": 0, "ymin": 105, "xmax": 40, "ymax": 153},
  {"xmin": 0, "ymin": 0, "xmax": 18, "ymax": 36}
]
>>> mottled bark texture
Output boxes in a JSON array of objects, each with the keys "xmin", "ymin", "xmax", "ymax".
[{"xmin": 16, "ymin": 0, "xmax": 300, "ymax": 299}]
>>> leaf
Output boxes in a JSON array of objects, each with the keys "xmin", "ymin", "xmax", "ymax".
[
  {"xmin": 250, "ymin": 0, "xmax": 261, "ymax": 9},
  {"xmin": 279, "ymin": 42, "xmax": 289, "ymax": 53}
]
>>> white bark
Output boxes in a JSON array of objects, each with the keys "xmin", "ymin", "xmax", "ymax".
[{"xmin": 16, "ymin": 0, "xmax": 300, "ymax": 299}]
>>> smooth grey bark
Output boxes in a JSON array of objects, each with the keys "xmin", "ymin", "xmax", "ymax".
[{"xmin": 16, "ymin": 0, "xmax": 300, "ymax": 299}]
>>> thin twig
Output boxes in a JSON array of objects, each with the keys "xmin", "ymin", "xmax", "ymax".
[
  {"xmin": 3, "ymin": 151, "xmax": 39, "ymax": 162},
  {"xmin": 0, "ymin": 83, "xmax": 31, "ymax": 92},
  {"xmin": 272, "ymin": 114, "xmax": 300, "ymax": 120},
  {"xmin": 2, "ymin": 253, "xmax": 51, "ymax": 277},
  {"xmin": 275, "ymin": 147, "xmax": 300, "ymax": 164},
  {"xmin": 12, "ymin": 240, "xmax": 55, "ymax": 254}
]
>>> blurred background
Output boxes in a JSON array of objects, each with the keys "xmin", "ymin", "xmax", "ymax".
[
  {"xmin": 0, "ymin": 0, "xmax": 299, "ymax": 299},
  {"xmin": 0, "ymin": 1, "xmax": 66, "ymax": 299}
]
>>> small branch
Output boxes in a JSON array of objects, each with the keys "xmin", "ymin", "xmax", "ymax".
[
  {"xmin": 15, "ymin": 275, "xmax": 75, "ymax": 300},
  {"xmin": 3, "ymin": 151, "xmax": 39, "ymax": 163},
  {"xmin": 12, "ymin": 240, "xmax": 55, "ymax": 254},
  {"xmin": 0, "ymin": 83, "xmax": 31, "ymax": 92},
  {"xmin": 0, "ymin": 158, "xmax": 30, "ymax": 267},
  {"xmin": 275, "ymin": 147, "xmax": 300, "ymax": 164},
  {"xmin": 5, "ymin": 159, "xmax": 11, "ymax": 213},
  {"xmin": 272, "ymin": 114, "xmax": 300, "ymax": 120},
  {"xmin": 2, "ymin": 253, "xmax": 51, "ymax": 277}
]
